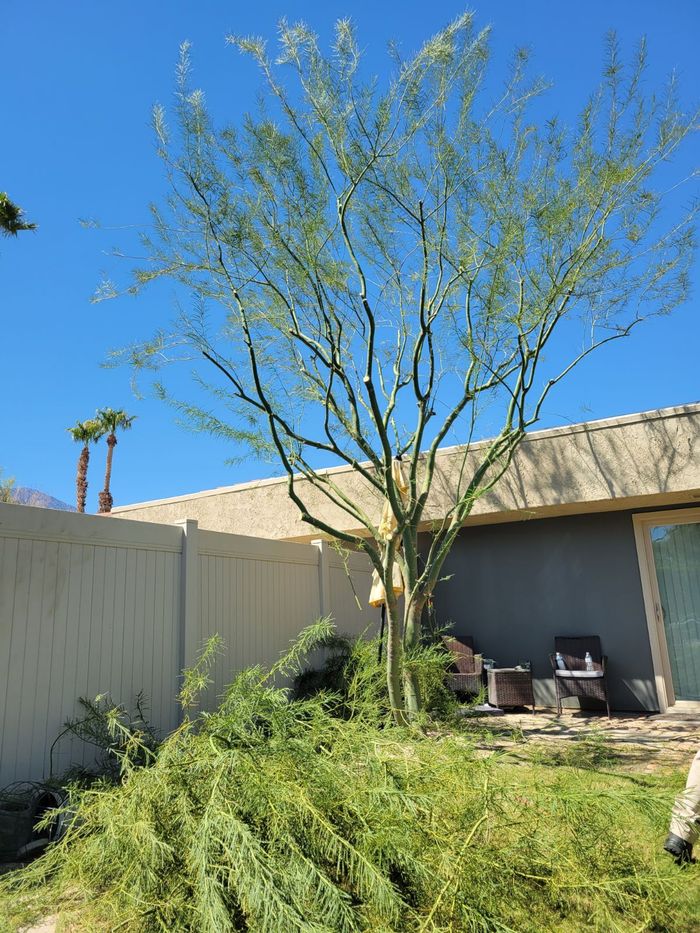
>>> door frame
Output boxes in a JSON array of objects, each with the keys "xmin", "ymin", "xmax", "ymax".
[{"xmin": 633, "ymin": 507, "xmax": 700, "ymax": 713}]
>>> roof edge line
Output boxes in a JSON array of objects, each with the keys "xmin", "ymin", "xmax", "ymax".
[{"xmin": 112, "ymin": 402, "xmax": 700, "ymax": 514}]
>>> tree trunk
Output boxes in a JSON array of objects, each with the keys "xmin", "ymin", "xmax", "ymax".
[
  {"xmin": 98, "ymin": 434, "xmax": 117, "ymax": 513},
  {"xmin": 385, "ymin": 600, "xmax": 408, "ymax": 727},
  {"xmin": 404, "ymin": 598, "xmax": 423, "ymax": 647},
  {"xmin": 403, "ymin": 600, "xmax": 425, "ymax": 719},
  {"xmin": 76, "ymin": 444, "xmax": 89, "ymax": 513}
]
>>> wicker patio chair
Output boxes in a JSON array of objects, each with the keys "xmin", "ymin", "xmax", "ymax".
[
  {"xmin": 442, "ymin": 635, "xmax": 484, "ymax": 695},
  {"xmin": 550, "ymin": 635, "xmax": 610, "ymax": 718}
]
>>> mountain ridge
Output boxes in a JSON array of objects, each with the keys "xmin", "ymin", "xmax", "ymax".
[{"xmin": 11, "ymin": 487, "xmax": 76, "ymax": 512}]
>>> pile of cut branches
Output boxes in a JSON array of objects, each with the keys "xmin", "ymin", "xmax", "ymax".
[{"xmin": 0, "ymin": 622, "xmax": 695, "ymax": 932}]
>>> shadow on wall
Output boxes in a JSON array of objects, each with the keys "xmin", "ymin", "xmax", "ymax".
[
  {"xmin": 428, "ymin": 405, "xmax": 700, "ymax": 518},
  {"xmin": 621, "ymin": 677, "xmax": 660, "ymax": 712},
  {"xmin": 506, "ymin": 407, "xmax": 698, "ymax": 511}
]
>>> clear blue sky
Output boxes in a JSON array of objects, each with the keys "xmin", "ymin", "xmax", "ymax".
[{"xmin": 2, "ymin": 0, "xmax": 699, "ymax": 509}]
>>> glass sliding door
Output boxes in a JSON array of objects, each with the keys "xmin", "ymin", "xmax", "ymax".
[{"xmin": 649, "ymin": 521, "xmax": 700, "ymax": 702}]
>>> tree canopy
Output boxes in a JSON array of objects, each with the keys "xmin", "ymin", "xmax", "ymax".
[
  {"xmin": 0, "ymin": 192, "xmax": 36, "ymax": 236},
  {"xmin": 0, "ymin": 468, "xmax": 16, "ymax": 503},
  {"xmin": 109, "ymin": 14, "xmax": 698, "ymax": 721},
  {"xmin": 95, "ymin": 408, "xmax": 136, "ymax": 437}
]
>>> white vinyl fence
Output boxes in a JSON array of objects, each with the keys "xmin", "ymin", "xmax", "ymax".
[{"xmin": 0, "ymin": 503, "xmax": 376, "ymax": 786}]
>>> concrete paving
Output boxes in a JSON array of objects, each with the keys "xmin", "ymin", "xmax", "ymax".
[
  {"xmin": 21, "ymin": 917, "xmax": 57, "ymax": 933},
  {"xmin": 464, "ymin": 709, "xmax": 699, "ymax": 772}
]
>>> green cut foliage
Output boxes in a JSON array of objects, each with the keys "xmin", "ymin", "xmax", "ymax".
[
  {"xmin": 1, "ymin": 623, "xmax": 697, "ymax": 932},
  {"xmin": 49, "ymin": 693, "xmax": 160, "ymax": 781}
]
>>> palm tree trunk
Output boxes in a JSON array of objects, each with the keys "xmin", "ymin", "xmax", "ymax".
[
  {"xmin": 98, "ymin": 434, "xmax": 117, "ymax": 513},
  {"xmin": 76, "ymin": 444, "xmax": 89, "ymax": 513}
]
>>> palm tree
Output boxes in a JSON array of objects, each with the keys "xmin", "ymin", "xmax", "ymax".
[
  {"xmin": 96, "ymin": 408, "xmax": 136, "ymax": 513},
  {"xmin": 67, "ymin": 419, "xmax": 104, "ymax": 512},
  {"xmin": 0, "ymin": 192, "xmax": 36, "ymax": 236}
]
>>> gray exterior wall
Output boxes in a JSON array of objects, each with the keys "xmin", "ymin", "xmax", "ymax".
[{"xmin": 432, "ymin": 509, "xmax": 670, "ymax": 712}]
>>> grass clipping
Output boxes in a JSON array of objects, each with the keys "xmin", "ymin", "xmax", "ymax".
[{"xmin": 1, "ymin": 622, "xmax": 697, "ymax": 932}]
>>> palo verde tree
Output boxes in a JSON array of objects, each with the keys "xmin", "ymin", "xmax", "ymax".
[{"xmin": 110, "ymin": 16, "xmax": 697, "ymax": 724}]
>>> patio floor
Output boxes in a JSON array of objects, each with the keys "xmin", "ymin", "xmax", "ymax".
[{"xmin": 464, "ymin": 709, "xmax": 699, "ymax": 773}]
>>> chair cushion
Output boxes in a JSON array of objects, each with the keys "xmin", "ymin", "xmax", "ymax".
[{"xmin": 555, "ymin": 670, "xmax": 604, "ymax": 679}]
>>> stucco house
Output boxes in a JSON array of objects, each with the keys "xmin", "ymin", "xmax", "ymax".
[{"xmin": 113, "ymin": 403, "xmax": 700, "ymax": 715}]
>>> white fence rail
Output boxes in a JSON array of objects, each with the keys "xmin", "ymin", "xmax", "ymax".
[{"xmin": 0, "ymin": 503, "xmax": 376, "ymax": 786}]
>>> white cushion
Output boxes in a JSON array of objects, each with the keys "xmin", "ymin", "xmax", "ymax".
[{"xmin": 555, "ymin": 669, "xmax": 604, "ymax": 679}]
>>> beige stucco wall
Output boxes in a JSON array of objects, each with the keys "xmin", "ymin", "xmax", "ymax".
[{"xmin": 112, "ymin": 403, "xmax": 700, "ymax": 541}]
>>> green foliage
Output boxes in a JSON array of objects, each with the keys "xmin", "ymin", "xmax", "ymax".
[
  {"xmin": 178, "ymin": 633, "xmax": 223, "ymax": 713},
  {"xmin": 0, "ymin": 468, "xmax": 15, "ymax": 503},
  {"xmin": 95, "ymin": 407, "xmax": 136, "ymax": 436},
  {"xmin": 111, "ymin": 15, "xmax": 699, "ymax": 490},
  {"xmin": 527, "ymin": 730, "xmax": 625, "ymax": 771},
  {"xmin": 1, "ymin": 624, "xmax": 697, "ymax": 932},
  {"xmin": 294, "ymin": 631, "xmax": 457, "ymax": 723},
  {"xmin": 50, "ymin": 694, "xmax": 160, "ymax": 782},
  {"xmin": 66, "ymin": 419, "xmax": 104, "ymax": 446},
  {"xmin": 0, "ymin": 192, "xmax": 36, "ymax": 236}
]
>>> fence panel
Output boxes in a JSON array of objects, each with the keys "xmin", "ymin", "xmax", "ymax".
[
  {"xmin": 196, "ymin": 532, "xmax": 321, "ymax": 706},
  {"xmin": 0, "ymin": 505, "xmax": 374, "ymax": 786},
  {"xmin": 0, "ymin": 504, "xmax": 182, "ymax": 786},
  {"xmin": 194, "ymin": 533, "xmax": 375, "ymax": 705},
  {"xmin": 327, "ymin": 548, "xmax": 378, "ymax": 639}
]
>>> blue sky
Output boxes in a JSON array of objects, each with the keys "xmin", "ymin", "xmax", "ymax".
[{"xmin": 2, "ymin": 0, "xmax": 699, "ymax": 510}]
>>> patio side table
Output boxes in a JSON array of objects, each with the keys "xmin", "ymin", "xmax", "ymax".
[{"xmin": 487, "ymin": 668, "xmax": 536, "ymax": 712}]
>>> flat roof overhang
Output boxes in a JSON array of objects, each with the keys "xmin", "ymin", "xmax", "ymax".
[{"xmin": 112, "ymin": 403, "xmax": 700, "ymax": 542}]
